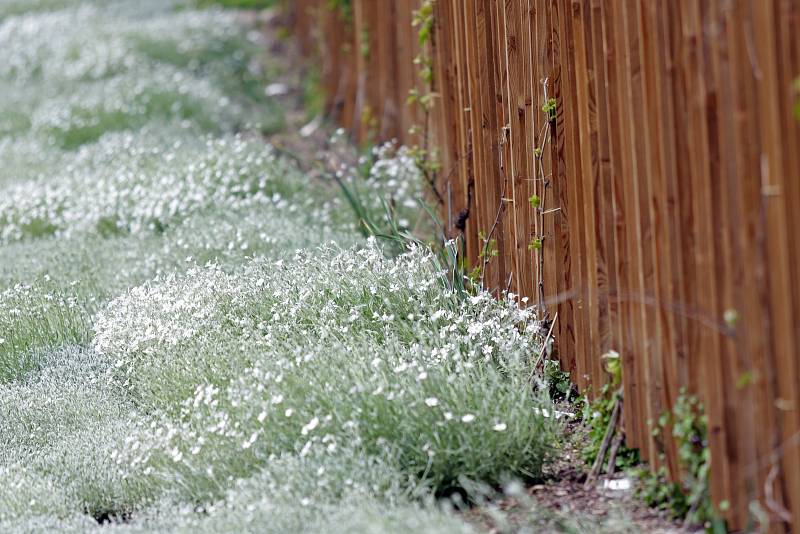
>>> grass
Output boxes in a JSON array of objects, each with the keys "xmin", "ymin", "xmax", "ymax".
[{"xmin": 0, "ymin": 1, "xmax": 568, "ymax": 532}]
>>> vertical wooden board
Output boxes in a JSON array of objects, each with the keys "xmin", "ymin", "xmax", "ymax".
[
  {"xmin": 351, "ymin": 0, "xmax": 367, "ymax": 141},
  {"xmin": 715, "ymin": 0, "xmax": 766, "ymax": 519},
  {"xmin": 577, "ymin": 0, "xmax": 608, "ymax": 390},
  {"xmin": 451, "ymin": 0, "xmax": 479, "ymax": 265},
  {"xmin": 431, "ymin": 0, "xmax": 456, "ymax": 227},
  {"xmin": 621, "ymin": 0, "xmax": 659, "ymax": 464},
  {"xmin": 463, "ymin": 0, "xmax": 505, "ymax": 293},
  {"xmin": 352, "ymin": 0, "xmax": 382, "ymax": 143},
  {"xmin": 479, "ymin": 0, "xmax": 507, "ymax": 295},
  {"xmin": 666, "ymin": 0, "xmax": 704, "ymax": 405},
  {"xmin": 528, "ymin": 0, "xmax": 542, "ymax": 312},
  {"xmin": 600, "ymin": 0, "xmax": 641, "ymax": 451},
  {"xmin": 538, "ymin": 0, "xmax": 558, "ymax": 324},
  {"xmin": 719, "ymin": 1, "xmax": 778, "ymax": 525},
  {"xmin": 773, "ymin": 0, "xmax": 800, "ymax": 526},
  {"xmin": 587, "ymin": 0, "xmax": 616, "ymax": 364},
  {"xmin": 558, "ymin": 0, "xmax": 591, "ymax": 391},
  {"xmin": 673, "ymin": 0, "xmax": 733, "ymax": 515},
  {"xmin": 640, "ymin": 0, "xmax": 686, "ymax": 481},
  {"xmin": 441, "ymin": 0, "xmax": 469, "ymax": 237},
  {"xmin": 392, "ymin": 1, "xmax": 416, "ymax": 146},
  {"xmin": 615, "ymin": 0, "xmax": 649, "ymax": 459},
  {"xmin": 462, "ymin": 0, "xmax": 486, "ymax": 270},
  {"xmin": 700, "ymin": 0, "xmax": 740, "ymax": 513},
  {"xmin": 501, "ymin": 0, "xmax": 536, "ymax": 302},
  {"xmin": 319, "ymin": 4, "xmax": 341, "ymax": 118},
  {"xmin": 753, "ymin": 1, "xmax": 800, "ymax": 530},
  {"xmin": 293, "ymin": 0, "xmax": 315, "ymax": 57},
  {"xmin": 365, "ymin": 0, "xmax": 383, "ymax": 143},
  {"xmin": 336, "ymin": 7, "xmax": 358, "ymax": 133},
  {"xmin": 652, "ymin": 0, "xmax": 690, "ymax": 415},
  {"xmin": 657, "ymin": 1, "xmax": 692, "ymax": 400},
  {"xmin": 530, "ymin": 0, "xmax": 548, "ymax": 316},
  {"xmin": 636, "ymin": 0, "xmax": 670, "ymax": 468},
  {"xmin": 374, "ymin": 1, "xmax": 399, "ymax": 140},
  {"xmin": 489, "ymin": 0, "xmax": 515, "ymax": 295},
  {"xmin": 546, "ymin": 0, "xmax": 577, "ymax": 379},
  {"xmin": 570, "ymin": 0, "xmax": 605, "ymax": 392}
]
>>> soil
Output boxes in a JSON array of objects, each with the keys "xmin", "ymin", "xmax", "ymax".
[{"xmin": 465, "ymin": 419, "xmax": 688, "ymax": 533}]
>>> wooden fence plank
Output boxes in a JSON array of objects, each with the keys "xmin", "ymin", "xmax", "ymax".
[
  {"xmin": 602, "ymin": 0, "xmax": 641, "ymax": 451},
  {"xmin": 621, "ymin": 0, "xmax": 659, "ymax": 465},
  {"xmin": 546, "ymin": 0, "xmax": 577, "ymax": 379},
  {"xmin": 702, "ymin": 0, "xmax": 739, "ymax": 514},
  {"xmin": 752, "ymin": 1, "xmax": 800, "ymax": 530},
  {"xmin": 432, "ymin": 0, "xmax": 458, "ymax": 231},
  {"xmin": 571, "ymin": 0, "xmax": 605, "ymax": 392},
  {"xmin": 501, "ymin": 0, "xmax": 536, "ymax": 301},
  {"xmin": 534, "ymin": 1, "xmax": 555, "ymax": 321},
  {"xmin": 587, "ymin": 0, "xmax": 615, "ymax": 367},
  {"xmin": 490, "ymin": 0, "xmax": 516, "ymax": 295},
  {"xmin": 559, "ymin": 0, "xmax": 591, "ymax": 391},
  {"xmin": 451, "ymin": 0, "xmax": 479, "ymax": 264},
  {"xmin": 640, "ymin": 0, "xmax": 684, "ymax": 481}
]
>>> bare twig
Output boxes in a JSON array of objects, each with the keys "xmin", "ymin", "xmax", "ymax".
[
  {"xmin": 585, "ymin": 390, "xmax": 622, "ymax": 488},
  {"xmin": 764, "ymin": 464, "xmax": 793, "ymax": 524},
  {"xmin": 606, "ymin": 406, "xmax": 625, "ymax": 476},
  {"xmin": 531, "ymin": 312, "xmax": 559, "ymax": 379}
]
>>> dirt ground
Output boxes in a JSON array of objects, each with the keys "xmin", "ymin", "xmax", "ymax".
[{"xmin": 464, "ymin": 419, "xmax": 687, "ymax": 533}]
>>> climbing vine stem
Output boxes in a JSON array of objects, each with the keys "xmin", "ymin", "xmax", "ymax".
[{"xmin": 530, "ymin": 78, "xmax": 554, "ymax": 319}]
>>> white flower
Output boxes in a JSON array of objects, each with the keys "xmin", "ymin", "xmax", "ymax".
[
  {"xmin": 461, "ymin": 414, "xmax": 476, "ymax": 423},
  {"xmin": 284, "ymin": 409, "xmax": 294, "ymax": 418},
  {"xmin": 242, "ymin": 432, "xmax": 258, "ymax": 449},
  {"xmin": 424, "ymin": 397, "xmax": 439, "ymax": 407},
  {"xmin": 493, "ymin": 423, "xmax": 507, "ymax": 432},
  {"xmin": 301, "ymin": 416, "xmax": 319, "ymax": 436}
]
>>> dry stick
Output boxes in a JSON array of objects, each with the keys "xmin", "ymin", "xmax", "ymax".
[
  {"xmin": 531, "ymin": 311, "xmax": 559, "ymax": 378},
  {"xmin": 478, "ymin": 177, "xmax": 508, "ymax": 290},
  {"xmin": 606, "ymin": 405, "xmax": 625, "ymax": 476},
  {"xmin": 763, "ymin": 464, "xmax": 793, "ymax": 524},
  {"xmin": 585, "ymin": 390, "xmax": 623, "ymax": 488}
]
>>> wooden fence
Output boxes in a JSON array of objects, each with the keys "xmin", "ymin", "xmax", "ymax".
[{"xmin": 289, "ymin": 1, "xmax": 800, "ymax": 531}]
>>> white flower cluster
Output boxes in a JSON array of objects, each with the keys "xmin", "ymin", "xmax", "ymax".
[
  {"xmin": 366, "ymin": 141, "xmax": 425, "ymax": 214},
  {"xmin": 0, "ymin": 0, "xmax": 280, "ymax": 146},
  {"xmin": 94, "ymin": 241, "xmax": 540, "ymax": 401},
  {"xmin": 88, "ymin": 241, "xmax": 552, "ymax": 501},
  {"xmin": 0, "ymin": 132, "xmax": 298, "ymax": 244},
  {"xmin": 328, "ymin": 134, "xmax": 426, "ymax": 230},
  {"xmin": 0, "ymin": 3, "xmax": 236, "ymax": 84}
]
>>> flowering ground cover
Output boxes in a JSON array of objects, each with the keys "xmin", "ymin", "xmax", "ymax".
[{"xmin": 0, "ymin": 2, "xmax": 568, "ymax": 532}]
